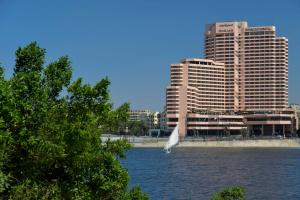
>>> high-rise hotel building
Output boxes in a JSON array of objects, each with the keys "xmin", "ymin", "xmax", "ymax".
[
  {"xmin": 166, "ymin": 21, "xmax": 296, "ymax": 137},
  {"xmin": 205, "ymin": 22, "xmax": 288, "ymax": 112}
]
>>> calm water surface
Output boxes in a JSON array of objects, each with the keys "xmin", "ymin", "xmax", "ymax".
[{"xmin": 122, "ymin": 148, "xmax": 300, "ymax": 200}]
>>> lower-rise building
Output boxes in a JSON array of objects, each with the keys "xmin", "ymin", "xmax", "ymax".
[
  {"xmin": 290, "ymin": 104, "xmax": 300, "ymax": 131},
  {"xmin": 129, "ymin": 109, "xmax": 160, "ymax": 130},
  {"xmin": 166, "ymin": 58, "xmax": 247, "ymax": 137},
  {"xmin": 244, "ymin": 109, "xmax": 297, "ymax": 137},
  {"xmin": 165, "ymin": 58, "xmax": 297, "ymax": 137}
]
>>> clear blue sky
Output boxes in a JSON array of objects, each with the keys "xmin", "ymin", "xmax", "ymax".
[{"xmin": 1, "ymin": 0, "xmax": 299, "ymax": 111}]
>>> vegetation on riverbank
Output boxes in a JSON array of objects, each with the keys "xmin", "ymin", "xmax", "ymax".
[
  {"xmin": 0, "ymin": 42, "xmax": 148, "ymax": 199},
  {"xmin": 211, "ymin": 186, "xmax": 246, "ymax": 200}
]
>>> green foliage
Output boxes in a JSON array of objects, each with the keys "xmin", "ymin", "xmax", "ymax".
[
  {"xmin": 0, "ymin": 42, "xmax": 148, "ymax": 199},
  {"xmin": 211, "ymin": 186, "xmax": 246, "ymax": 200},
  {"xmin": 240, "ymin": 128, "xmax": 248, "ymax": 138},
  {"xmin": 104, "ymin": 102, "xmax": 130, "ymax": 134},
  {"xmin": 14, "ymin": 42, "xmax": 45, "ymax": 74},
  {"xmin": 126, "ymin": 186, "xmax": 149, "ymax": 200},
  {"xmin": 127, "ymin": 121, "xmax": 148, "ymax": 136},
  {"xmin": 8, "ymin": 179, "xmax": 61, "ymax": 200}
]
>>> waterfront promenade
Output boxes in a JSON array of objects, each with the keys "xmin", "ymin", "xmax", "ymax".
[
  {"xmin": 132, "ymin": 138, "xmax": 300, "ymax": 148},
  {"xmin": 101, "ymin": 135, "xmax": 300, "ymax": 148}
]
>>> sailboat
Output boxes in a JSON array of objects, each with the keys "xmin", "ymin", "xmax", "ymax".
[{"xmin": 164, "ymin": 125, "xmax": 179, "ymax": 153}]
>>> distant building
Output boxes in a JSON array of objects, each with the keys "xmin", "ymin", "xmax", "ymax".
[
  {"xmin": 129, "ymin": 109, "xmax": 160, "ymax": 130},
  {"xmin": 290, "ymin": 104, "xmax": 300, "ymax": 130},
  {"xmin": 159, "ymin": 107, "xmax": 167, "ymax": 130},
  {"xmin": 149, "ymin": 112, "xmax": 160, "ymax": 129},
  {"xmin": 129, "ymin": 109, "xmax": 151, "ymax": 122}
]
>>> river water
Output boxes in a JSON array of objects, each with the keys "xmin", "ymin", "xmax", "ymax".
[{"xmin": 122, "ymin": 148, "xmax": 300, "ymax": 200}]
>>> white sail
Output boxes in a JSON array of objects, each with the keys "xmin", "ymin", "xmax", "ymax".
[{"xmin": 164, "ymin": 125, "xmax": 179, "ymax": 153}]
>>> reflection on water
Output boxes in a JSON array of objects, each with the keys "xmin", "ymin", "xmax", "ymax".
[{"xmin": 122, "ymin": 148, "xmax": 300, "ymax": 200}]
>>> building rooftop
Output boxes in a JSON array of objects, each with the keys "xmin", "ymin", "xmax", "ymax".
[{"xmin": 170, "ymin": 58, "xmax": 225, "ymax": 67}]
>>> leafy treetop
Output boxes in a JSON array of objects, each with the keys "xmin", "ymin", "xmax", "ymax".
[{"xmin": 0, "ymin": 42, "xmax": 148, "ymax": 200}]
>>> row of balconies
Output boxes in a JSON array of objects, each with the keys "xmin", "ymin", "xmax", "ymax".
[
  {"xmin": 170, "ymin": 72, "xmax": 182, "ymax": 75},
  {"xmin": 244, "ymin": 38, "xmax": 276, "ymax": 42},
  {"xmin": 244, "ymin": 65, "xmax": 287, "ymax": 68},
  {"xmin": 246, "ymin": 121, "xmax": 291, "ymax": 125},
  {"xmin": 188, "ymin": 65, "xmax": 225, "ymax": 69},
  {"xmin": 244, "ymin": 100, "xmax": 287, "ymax": 104},
  {"xmin": 245, "ymin": 54, "xmax": 278, "ymax": 57},
  {"xmin": 244, "ymin": 46, "xmax": 287, "ymax": 49},
  {"xmin": 188, "ymin": 71, "xmax": 224, "ymax": 76},
  {"xmin": 188, "ymin": 70, "xmax": 224, "ymax": 74},
  {"xmin": 166, "ymin": 94, "xmax": 179, "ymax": 97},
  {"xmin": 188, "ymin": 77, "xmax": 224, "ymax": 81},
  {"xmin": 244, "ymin": 66, "xmax": 287, "ymax": 69},
  {"xmin": 243, "ymin": 77, "xmax": 287, "ymax": 81},
  {"xmin": 191, "ymin": 86, "xmax": 224, "ymax": 91},
  {"xmin": 240, "ymin": 51, "xmax": 287, "ymax": 54},
  {"xmin": 186, "ymin": 98, "xmax": 225, "ymax": 102},
  {"xmin": 244, "ymin": 96, "xmax": 287, "ymax": 99},
  {"xmin": 244, "ymin": 87, "xmax": 288, "ymax": 91},
  {"xmin": 243, "ymin": 78, "xmax": 287, "ymax": 82},
  {"xmin": 215, "ymin": 37, "xmax": 235, "ymax": 41},
  {"xmin": 187, "ymin": 93, "xmax": 225, "ymax": 96},
  {"xmin": 166, "ymin": 90, "xmax": 179, "ymax": 94},
  {"xmin": 187, "ymin": 93, "xmax": 225, "ymax": 99},
  {"xmin": 245, "ymin": 60, "xmax": 286, "ymax": 63},
  {"xmin": 244, "ymin": 90, "xmax": 288, "ymax": 94},
  {"xmin": 244, "ymin": 57, "xmax": 284, "ymax": 60},
  {"xmin": 187, "ymin": 104, "xmax": 225, "ymax": 108},
  {"xmin": 244, "ymin": 35, "xmax": 275, "ymax": 38},
  {"xmin": 243, "ymin": 82, "xmax": 287, "ymax": 85},
  {"xmin": 244, "ymin": 31, "xmax": 275, "ymax": 35},
  {"xmin": 244, "ymin": 74, "xmax": 287, "ymax": 77},
  {"xmin": 170, "ymin": 77, "xmax": 183, "ymax": 80},
  {"xmin": 210, "ymin": 41, "xmax": 234, "ymax": 44},
  {"xmin": 244, "ymin": 88, "xmax": 288, "ymax": 92}
]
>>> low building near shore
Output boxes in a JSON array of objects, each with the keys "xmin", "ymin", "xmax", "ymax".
[
  {"xmin": 244, "ymin": 109, "xmax": 297, "ymax": 137},
  {"xmin": 167, "ymin": 112, "xmax": 246, "ymax": 137},
  {"xmin": 290, "ymin": 104, "xmax": 300, "ymax": 131},
  {"xmin": 129, "ymin": 109, "xmax": 160, "ymax": 130}
]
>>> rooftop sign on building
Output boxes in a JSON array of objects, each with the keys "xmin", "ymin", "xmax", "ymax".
[{"xmin": 216, "ymin": 22, "xmax": 236, "ymax": 33}]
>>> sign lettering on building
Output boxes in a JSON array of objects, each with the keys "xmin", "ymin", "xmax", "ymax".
[{"xmin": 216, "ymin": 22, "xmax": 236, "ymax": 33}]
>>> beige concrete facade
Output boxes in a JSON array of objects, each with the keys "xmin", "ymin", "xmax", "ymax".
[
  {"xmin": 205, "ymin": 21, "xmax": 288, "ymax": 112},
  {"xmin": 166, "ymin": 58, "xmax": 240, "ymax": 137},
  {"xmin": 244, "ymin": 110, "xmax": 296, "ymax": 137},
  {"xmin": 165, "ymin": 21, "xmax": 296, "ymax": 137},
  {"xmin": 129, "ymin": 109, "xmax": 160, "ymax": 130}
]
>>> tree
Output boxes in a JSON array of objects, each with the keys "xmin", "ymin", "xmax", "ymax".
[
  {"xmin": 127, "ymin": 121, "xmax": 148, "ymax": 136},
  {"xmin": 224, "ymin": 126, "xmax": 230, "ymax": 137},
  {"xmin": 104, "ymin": 102, "xmax": 130, "ymax": 134},
  {"xmin": 0, "ymin": 42, "xmax": 148, "ymax": 200},
  {"xmin": 211, "ymin": 186, "xmax": 246, "ymax": 200},
  {"xmin": 240, "ymin": 128, "xmax": 248, "ymax": 138}
]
